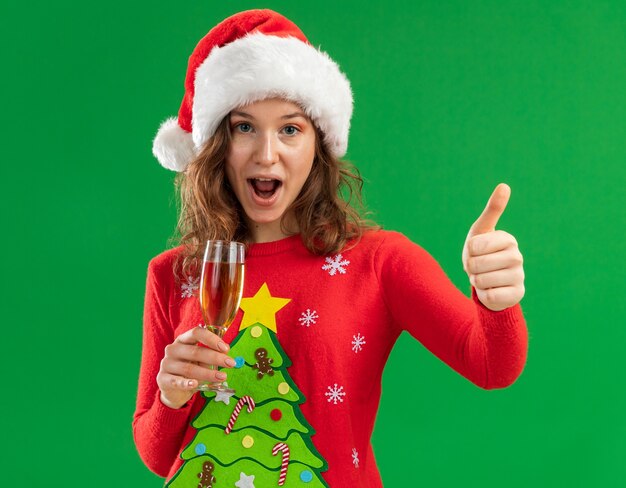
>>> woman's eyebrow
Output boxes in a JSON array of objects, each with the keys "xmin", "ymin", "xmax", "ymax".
[
  {"xmin": 230, "ymin": 110, "xmax": 254, "ymax": 119},
  {"xmin": 230, "ymin": 111, "xmax": 308, "ymax": 120},
  {"xmin": 281, "ymin": 112, "xmax": 308, "ymax": 120}
]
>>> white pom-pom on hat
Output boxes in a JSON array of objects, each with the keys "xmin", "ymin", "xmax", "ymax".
[{"xmin": 152, "ymin": 117, "xmax": 196, "ymax": 172}]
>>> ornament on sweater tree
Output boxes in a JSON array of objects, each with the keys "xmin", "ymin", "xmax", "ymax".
[{"xmin": 167, "ymin": 283, "xmax": 329, "ymax": 487}]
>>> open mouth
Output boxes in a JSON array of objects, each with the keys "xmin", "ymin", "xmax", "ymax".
[{"xmin": 248, "ymin": 178, "xmax": 282, "ymax": 199}]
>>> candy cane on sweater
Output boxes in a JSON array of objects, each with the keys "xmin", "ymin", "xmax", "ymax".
[
  {"xmin": 272, "ymin": 442, "xmax": 290, "ymax": 486},
  {"xmin": 224, "ymin": 396, "xmax": 255, "ymax": 434}
]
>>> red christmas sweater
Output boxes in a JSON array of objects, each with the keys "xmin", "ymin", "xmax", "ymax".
[{"xmin": 133, "ymin": 230, "xmax": 528, "ymax": 486}]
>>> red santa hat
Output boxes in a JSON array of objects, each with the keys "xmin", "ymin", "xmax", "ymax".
[{"xmin": 152, "ymin": 9, "xmax": 354, "ymax": 172}]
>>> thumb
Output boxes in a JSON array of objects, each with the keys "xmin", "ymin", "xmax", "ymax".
[{"xmin": 468, "ymin": 183, "xmax": 511, "ymax": 236}]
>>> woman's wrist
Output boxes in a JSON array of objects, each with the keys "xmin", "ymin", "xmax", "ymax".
[{"xmin": 159, "ymin": 391, "xmax": 188, "ymax": 410}]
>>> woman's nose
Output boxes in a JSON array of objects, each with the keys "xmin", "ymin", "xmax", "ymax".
[{"xmin": 255, "ymin": 133, "xmax": 279, "ymax": 166}]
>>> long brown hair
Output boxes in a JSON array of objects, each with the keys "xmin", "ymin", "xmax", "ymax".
[{"xmin": 170, "ymin": 111, "xmax": 377, "ymax": 283}]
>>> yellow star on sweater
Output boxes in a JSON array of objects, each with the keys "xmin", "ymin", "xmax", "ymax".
[{"xmin": 239, "ymin": 283, "xmax": 291, "ymax": 333}]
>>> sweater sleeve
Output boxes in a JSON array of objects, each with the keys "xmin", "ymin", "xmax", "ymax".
[
  {"xmin": 375, "ymin": 231, "xmax": 528, "ymax": 389},
  {"xmin": 132, "ymin": 258, "xmax": 194, "ymax": 477}
]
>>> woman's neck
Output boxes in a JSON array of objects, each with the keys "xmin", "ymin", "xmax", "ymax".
[{"xmin": 248, "ymin": 217, "xmax": 298, "ymax": 244}]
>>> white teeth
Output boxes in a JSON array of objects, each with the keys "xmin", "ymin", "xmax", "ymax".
[{"xmin": 255, "ymin": 178, "xmax": 273, "ymax": 181}]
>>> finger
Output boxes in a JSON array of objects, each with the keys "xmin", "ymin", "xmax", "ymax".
[
  {"xmin": 158, "ymin": 372, "xmax": 199, "ymax": 391},
  {"xmin": 469, "ymin": 183, "xmax": 511, "ymax": 236},
  {"xmin": 162, "ymin": 357, "xmax": 229, "ymax": 383},
  {"xmin": 466, "ymin": 247, "xmax": 523, "ymax": 274},
  {"xmin": 468, "ymin": 230, "xmax": 517, "ymax": 256},
  {"xmin": 470, "ymin": 267, "xmax": 524, "ymax": 290},
  {"xmin": 475, "ymin": 285, "xmax": 524, "ymax": 311},
  {"xmin": 168, "ymin": 343, "xmax": 236, "ymax": 368},
  {"xmin": 175, "ymin": 326, "xmax": 230, "ymax": 352}
]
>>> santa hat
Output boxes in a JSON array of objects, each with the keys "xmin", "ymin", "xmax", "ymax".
[{"xmin": 152, "ymin": 9, "xmax": 354, "ymax": 172}]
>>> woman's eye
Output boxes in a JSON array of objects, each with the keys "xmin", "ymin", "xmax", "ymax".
[
  {"xmin": 236, "ymin": 123, "xmax": 252, "ymax": 133},
  {"xmin": 283, "ymin": 125, "xmax": 299, "ymax": 136}
]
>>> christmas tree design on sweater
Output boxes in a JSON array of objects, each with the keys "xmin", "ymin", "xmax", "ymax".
[{"xmin": 167, "ymin": 284, "xmax": 329, "ymax": 487}]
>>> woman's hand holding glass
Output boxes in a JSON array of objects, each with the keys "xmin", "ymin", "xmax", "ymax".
[{"xmin": 156, "ymin": 326, "xmax": 236, "ymax": 409}]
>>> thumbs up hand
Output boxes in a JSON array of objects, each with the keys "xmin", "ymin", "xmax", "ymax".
[{"xmin": 462, "ymin": 183, "xmax": 525, "ymax": 311}]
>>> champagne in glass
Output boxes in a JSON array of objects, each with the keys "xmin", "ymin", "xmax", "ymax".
[{"xmin": 198, "ymin": 240, "xmax": 245, "ymax": 393}]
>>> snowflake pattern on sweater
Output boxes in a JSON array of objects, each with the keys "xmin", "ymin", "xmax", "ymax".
[
  {"xmin": 352, "ymin": 333, "xmax": 366, "ymax": 353},
  {"xmin": 322, "ymin": 254, "xmax": 350, "ymax": 276},
  {"xmin": 299, "ymin": 309, "xmax": 319, "ymax": 327},
  {"xmin": 325, "ymin": 384, "xmax": 346, "ymax": 404},
  {"xmin": 180, "ymin": 275, "xmax": 199, "ymax": 298}
]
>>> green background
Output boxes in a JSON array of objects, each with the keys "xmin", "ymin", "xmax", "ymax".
[{"xmin": 2, "ymin": 0, "xmax": 624, "ymax": 486}]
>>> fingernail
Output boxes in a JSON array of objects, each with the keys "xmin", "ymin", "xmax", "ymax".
[
  {"xmin": 187, "ymin": 379, "xmax": 195, "ymax": 387},
  {"xmin": 225, "ymin": 358, "xmax": 236, "ymax": 367},
  {"xmin": 216, "ymin": 372, "xmax": 227, "ymax": 380},
  {"xmin": 218, "ymin": 341, "xmax": 229, "ymax": 352}
]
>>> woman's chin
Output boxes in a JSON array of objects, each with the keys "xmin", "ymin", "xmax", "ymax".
[{"xmin": 244, "ymin": 209, "xmax": 286, "ymax": 228}]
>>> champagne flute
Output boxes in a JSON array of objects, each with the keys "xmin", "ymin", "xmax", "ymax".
[{"xmin": 198, "ymin": 240, "xmax": 245, "ymax": 393}]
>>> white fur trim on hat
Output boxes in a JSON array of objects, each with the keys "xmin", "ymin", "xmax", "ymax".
[
  {"xmin": 193, "ymin": 33, "xmax": 353, "ymax": 159},
  {"xmin": 152, "ymin": 117, "xmax": 197, "ymax": 172}
]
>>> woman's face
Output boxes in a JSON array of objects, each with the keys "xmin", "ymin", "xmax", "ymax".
[{"xmin": 225, "ymin": 97, "xmax": 316, "ymax": 242}]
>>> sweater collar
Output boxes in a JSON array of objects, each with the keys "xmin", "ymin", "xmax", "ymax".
[{"xmin": 246, "ymin": 234, "xmax": 304, "ymax": 257}]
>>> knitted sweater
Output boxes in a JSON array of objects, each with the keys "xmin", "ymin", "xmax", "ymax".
[{"xmin": 133, "ymin": 230, "xmax": 528, "ymax": 486}]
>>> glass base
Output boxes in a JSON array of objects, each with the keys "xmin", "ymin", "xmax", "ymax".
[{"xmin": 196, "ymin": 382, "xmax": 235, "ymax": 394}]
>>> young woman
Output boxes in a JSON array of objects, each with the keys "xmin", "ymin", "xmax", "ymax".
[{"xmin": 134, "ymin": 9, "xmax": 527, "ymax": 487}]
